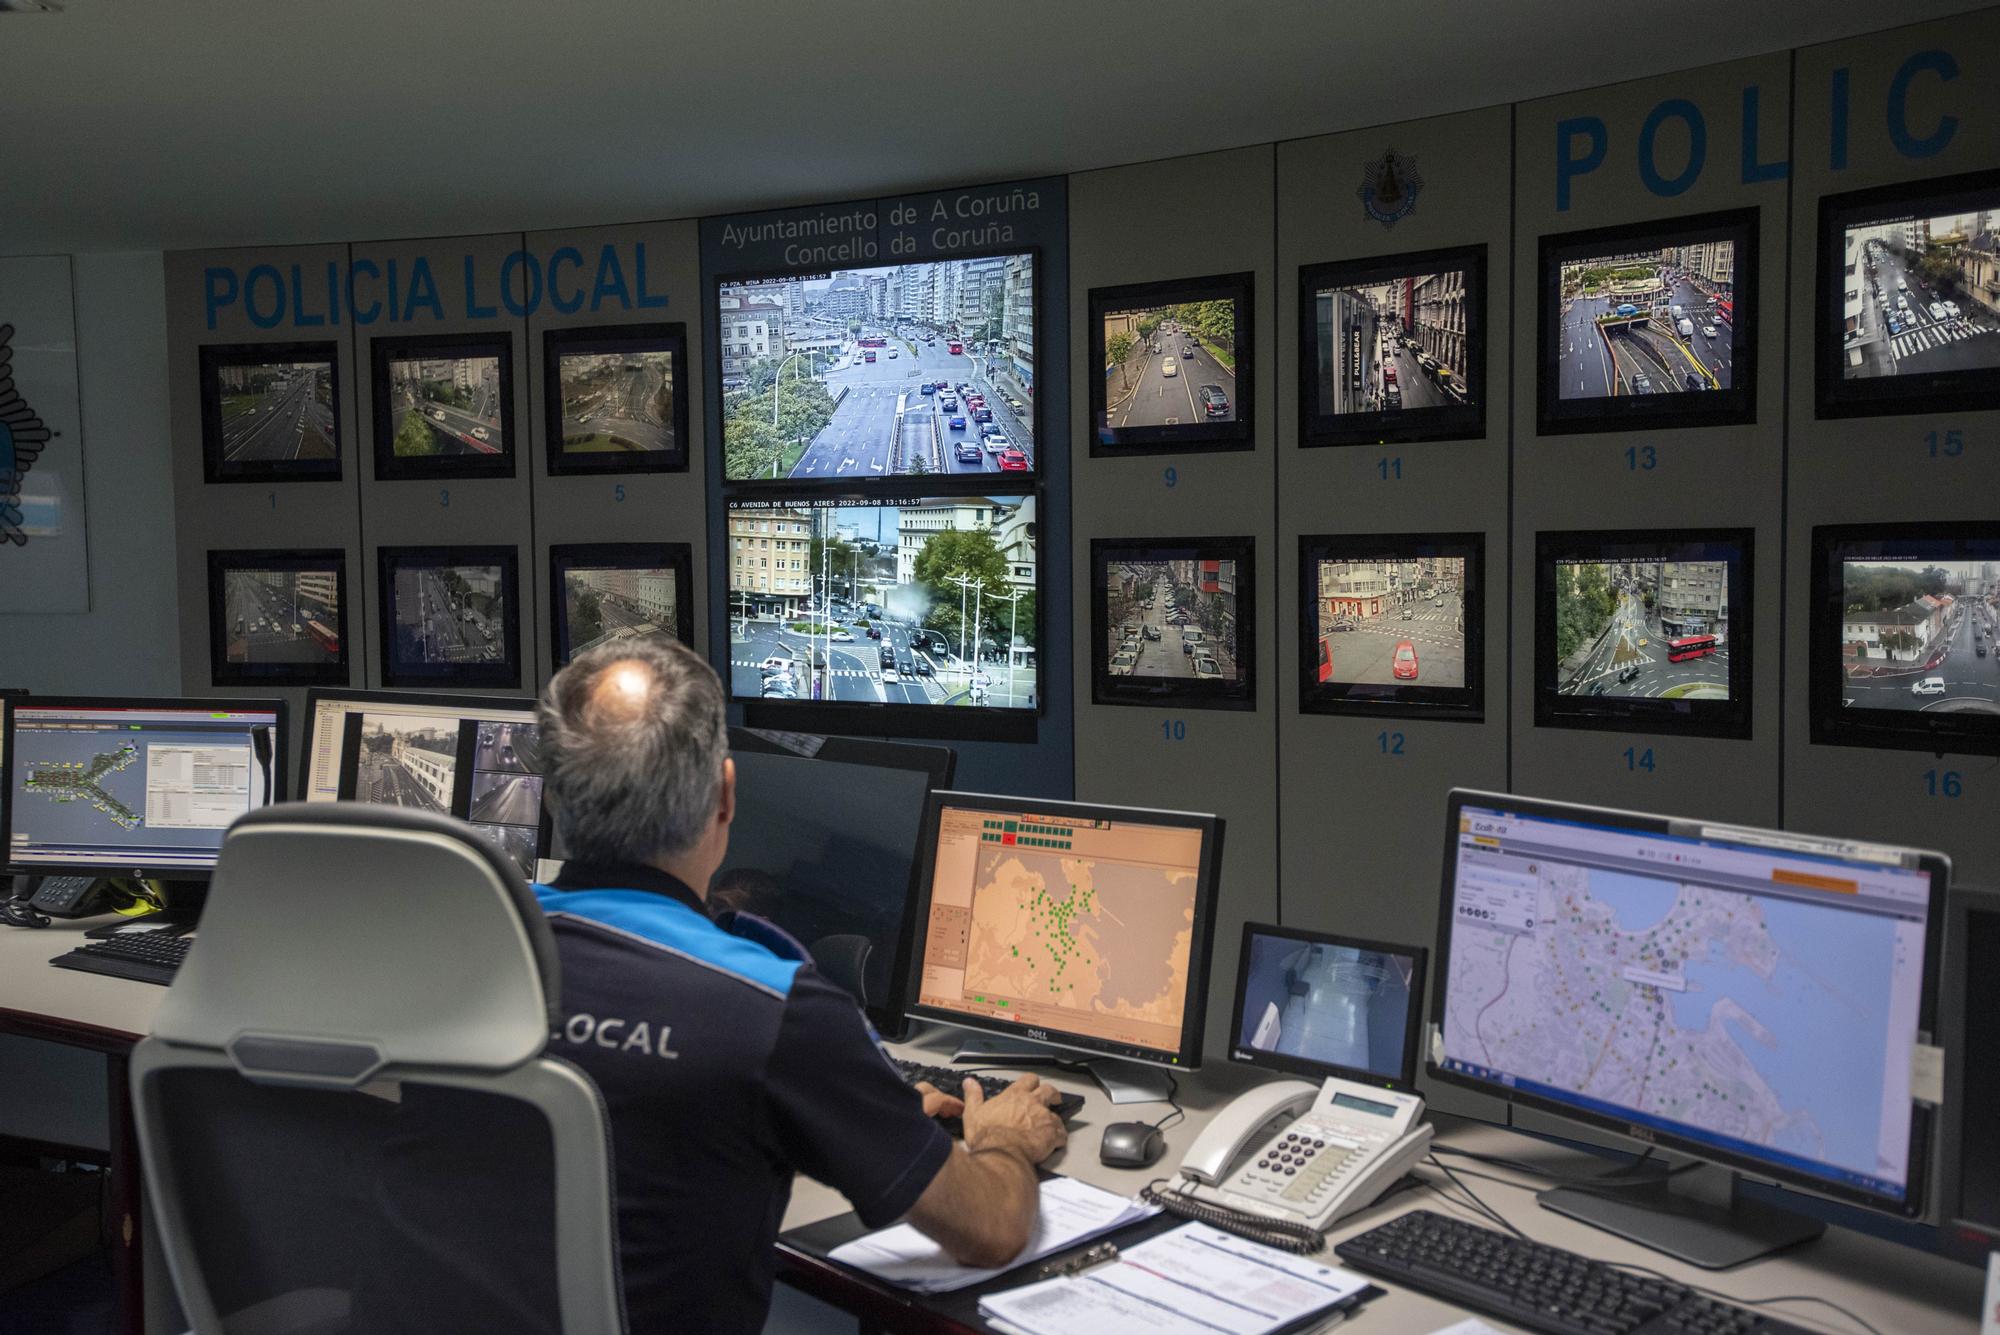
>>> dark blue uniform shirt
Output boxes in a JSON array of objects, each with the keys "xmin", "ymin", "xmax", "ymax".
[{"xmin": 534, "ymin": 862, "xmax": 951, "ymax": 1334}]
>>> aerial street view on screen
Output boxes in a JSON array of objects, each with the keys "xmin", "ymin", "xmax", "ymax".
[
  {"xmin": 718, "ymin": 256, "xmax": 1034, "ymax": 480},
  {"xmin": 557, "ymin": 348, "xmax": 676, "ymax": 454},
  {"xmin": 222, "ymin": 567, "xmax": 340, "ymax": 666},
  {"xmin": 1314, "ymin": 264, "xmax": 1473, "ymax": 414},
  {"xmin": 729, "ymin": 498, "xmax": 1036, "ymax": 710},
  {"xmin": 1314, "ymin": 557, "xmax": 1465, "ymax": 688},
  {"xmin": 1237, "ymin": 934, "xmax": 1415, "ymax": 1077},
  {"xmin": 1556, "ymin": 559, "xmax": 1729, "ymax": 699},
  {"xmin": 387, "ymin": 352, "xmax": 504, "ymax": 456},
  {"xmin": 1100, "ymin": 304, "xmax": 1235, "ymax": 429},
  {"xmin": 561, "ymin": 566, "xmax": 679, "ymax": 657},
  {"xmin": 354, "ymin": 715, "xmax": 457, "ymax": 814},
  {"xmin": 215, "ymin": 357, "xmax": 335, "ymax": 462},
  {"xmin": 1838, "ymin": 558, "xmax": 2000, "ymax": 713},
  {"xmin": 392, "ymin": 563, "xmax": 507, "ymax": 667},
  {"xmin": 1104, "ymin": 556, "xmax": 1240, "ymax": 683},
  {"xmin": 1841, "ymin": 204, "xmax": 2000, "ymax": 380},
  {"xmin": 467, "ymin": 720, "xmax": 542, "ymax": 876},
  {"xmin": 1557, "ymin": 242, "xmax": 1734, "ymax": 397}
]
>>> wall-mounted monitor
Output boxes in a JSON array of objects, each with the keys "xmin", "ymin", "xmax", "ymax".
[
  {"xmin": 1536, "ymin": 208, "xmax": 1758, "ymax": 434},
  {"xmin": 377, "ymin": 545, "xmax": 522, "ymax": 689},
  {"xmin": 542, "ymin": 322, "xmax": 689, "ymax": 475},
  {"xmin": 198, "ymin": 342, "xmax": 341, "ymax": 484},
  {"xmin": 1297, "ymin": 244, "xmax": 1485, "ymax": 446},
  {"xmin": 1089, "ymin": 537, "xmax": 1255, "ymax": 711},
  {"xmin": 549, "ymin": 542, "xmax": 694, "ymax": 668},
  {"xmin": 1809, "ymin": 523, "xmax": 2000, "ymax": 757},
  {"xmin": 370, "ymin": 332, "xmax": 515, "ymax": 481},
  {"xmin": 1534, "ymin": 529, "xmax": 1753, "ymax": 738},
  {"xmin": 1298, "ymin": 532, "xmax": 1484, "ymax": 721},
  {"xmin": 715, "ymin": 252, "xmax": 1037, "ymax": 486},
  {"xmin": 206, "ymin": 548, "xmax": 349, "ymax": 687},
  {"xmin": 1815, "ymin": 168, "xmax": 2000, "ymax": 420},
  {"xmin": 724, "ymin": 493, "xmax": 1038, "ymax": 743},
  {"xmin": 1087, "ymin": 271, "xmax": 1253, "ymax": 455}
]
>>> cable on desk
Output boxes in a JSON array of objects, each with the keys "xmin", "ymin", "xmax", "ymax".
[
  {"xmin": 1424, "ymin": 1153, "xmax": 1527, "ymax": 1240},
  {"xmin": 1141, "ymin": 1072, "xmax": 1185, "ymax": 1133}
]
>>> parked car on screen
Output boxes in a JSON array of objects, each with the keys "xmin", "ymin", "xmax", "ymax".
[{"xmin": 1392, "ymin": 640, "xmax": 1420, "ymax": 680}]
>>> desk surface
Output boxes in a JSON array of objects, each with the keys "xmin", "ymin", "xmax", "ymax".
[{"xmin": 1, "ymin": 916, "xmax": 1982, "ymax": 1334}]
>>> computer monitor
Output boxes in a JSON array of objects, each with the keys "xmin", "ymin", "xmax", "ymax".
[
  {"xmin": 1430, "ymin": 789, "xmax": 1947, "ymax": 1266},
  {"xmin": 1937, "ymin": 883, "xmax": 2000, "ymax": 1265},
  {"xmin": 906, "ymin": 792, "xmax": 1223, "ymax": 1072},
  {"xmin": 3, "ymin": 697, "xmax": 285, "ymax": 879},
  {"xmin": 714, "ymin": 728, "xmax": 954, "ymax": 1038},
  {"xmin": 1229, "ymin": 924, "xmax": 1426, "ymax": 1091},
  {"xmin": 300, "ymin": 688, "xmax": 547, "ymax": 880}
]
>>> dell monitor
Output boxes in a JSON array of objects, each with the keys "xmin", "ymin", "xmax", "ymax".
[
  {"xmin": 3, "ymin": 697, "xmax": 285, "ymax": 879},
  {"xmin": 1230, "ymin": 924, "xmax": 1426, "ymax": 1090},
  {"xmin": 1430, "ymin": 789, "xmax": 1947, "ymax": 1268},
  {"xmin": 1937, "ymin": 883, "xmax": 2000, "ymax": 1265},
  {"xmin": 906, "ymin": 792, "xmax": 1223, "ymax": 1096}
]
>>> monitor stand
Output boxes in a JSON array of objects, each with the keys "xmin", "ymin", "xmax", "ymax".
[
  {"xmin": 948, "ymin": 1036, "xmax": 1176, "ymax": 1105},
  {"xmin": 1537, "ymin": 1159, "xmax": 1824, "ymax": 1269}
]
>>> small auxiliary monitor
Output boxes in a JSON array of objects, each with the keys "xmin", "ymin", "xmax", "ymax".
[
  {"xmin": 549, "ymin": 542, "xmax": 694, "ymax": 668},
  {"xmin": 1809, "ymin": 522, "xmax": 2000, "ymax": 757},
  {"xmin": 206, "ymin": 548, "xmax": 350, "ymax": 687},
  {"xmin": 1230, "ymin": 923, "xmax": 1426, "ymax": 1090},
  {"xmin": 1815, "ymin": 167, "xmax": 2000, "ymax": 420},
  {"xmin": 1088, "ymin": 271, "xmax": 1254, "ymax": 455},
  {"xmin": 1298, "ymin": 531, "xmax": 1484, "ymax": 721},
  {"xmin": 1297, "ymin": 243, "xmax": 1486, "ymax": 446},
  {"xmin": 1090, "ymin": 536, "xmax": 1255, "ymax": 711},
  {"xmin": 377, "ymin": 545, "xmax": 522, "ymax": 689},
  {"xmin": 542, "ymin": 322, "xmax": 689, "ymax": 475},
  {"xmin": 1536, "ymin": 208, "xmax": 1758, "ymax": 434},
  {"xmin": 198, "ymin": 342, "xmax": 342, "ymax": 483},
  {"xmin": 370, "ymin": 332, "xmax": 516, "ymax": 481},
  {"xmin": 1533, "ymin": 529, "xmax": 1753, "ymax": 738}
]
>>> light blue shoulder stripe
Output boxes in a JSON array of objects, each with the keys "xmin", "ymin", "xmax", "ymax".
[{"xmin": 532, "ymin": 884, "xmax": 801, "ymax": 998}]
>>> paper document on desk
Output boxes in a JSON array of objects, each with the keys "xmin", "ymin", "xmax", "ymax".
[
  {"xmin": 977, "ymin": 1222, "xmax": 1370, "ymax": 1334},
  {"xmin": 827, "ymin": 1176, "xmax": 1154, "ymax": 1293}
]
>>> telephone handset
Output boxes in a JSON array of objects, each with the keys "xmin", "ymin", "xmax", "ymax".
[{"xmin": 2, "ymin": 876, "xmax": 119, "ymax": 927}]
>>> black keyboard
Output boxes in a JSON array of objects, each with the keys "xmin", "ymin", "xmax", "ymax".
[
  {"xmin": 1334, "ymin": 1210, "xmax": 1813, "ymax": 1335},
  {"xmin": 50, "ymin": 932, "xmax": 192, "ymax": 986},
  {"xmin": 895, "ymin": 1060, "xmax": 1086, "ymax": 1137}
]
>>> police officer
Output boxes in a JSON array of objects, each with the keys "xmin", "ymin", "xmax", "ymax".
[{"xmin": 532, "ymin": 637, "xmax": 1066, "ymax": 1333}]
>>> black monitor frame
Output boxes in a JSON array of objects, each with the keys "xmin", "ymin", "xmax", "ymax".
[
  {"xmin": 549, "ymin": 542, "xmax": 696, "ymax": 668},
  {"xmin": 1808, "ymin": 521, "xmax": 2000, "ymax": 758},
  {"xmin": 542, "ymin": 322, "xmax": 690, "ymax": 476},
  {"xmin": 1089, "ymin": 536, "xmax": 1256, "ymax": 712},
  {"xmin": 1428, "ymin": 788, "xmax": 1948, "ymax": 1221},
  {"xmin": 1938, "ymin": 883, "xmax": 2000, "ymax": 1264},
  {"xmin": 1298, "ymin": 530, "xmax": 1485, "ymax": 722},
  {"xmin": 377, "ymin": 545, "xmax": 523, "ymax": 689},
  {"xmin": 197, "ymin": 341, "xmax": 343, "ymax": 484},
  {"xmin": 3, "ymin": 695, "xmax": 287, "ymax": 881},
  {"xmin": 1228, "ymin": 922, "xmax": 1427, "ymax": 1092},
  {"xmin": 1297, "ymin": 242, "xmax": 1487, "ymax": 447},
  {"xmin": 1087, "ymin": 270, "xmax": 1255, "ymax": 456},
  {"xmin": 903, "ymin": 790, "xmax": 1224, "ymax": 1071},
  {"xmin": 370, "ymin": 331, "xmax": 517, "ymax": 482},
  {"xmin": 205, "ymin": 548, "xmax": 351, "ymax": 688},
  {"xmin": 298, "ymin": 687, "xmax": 539, "ymax": 802},
  {"xmin": 1536, "ymin": 207, "xmax": 1759, "ymax": 435},
  {"xmin": 1533, "ymin": 528, "xmax": 1754, "ymax": 739},
  {"xmin": 1815, "ymin": 167, "xmax": 2000, "ymax": 422}
]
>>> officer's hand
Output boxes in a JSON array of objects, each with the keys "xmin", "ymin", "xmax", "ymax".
[
  {"xmin": 913, "ymin": 1080, "xmax": 965, "ymax": 1120},
  {"xmin": 960, "ymin": 1074, "xmax": 1066, "ymax": 1164}
]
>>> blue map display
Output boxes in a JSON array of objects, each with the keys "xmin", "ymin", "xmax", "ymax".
[{"xmin": 12, "ymin": 729, "xmax": 249, "ymax": 854}]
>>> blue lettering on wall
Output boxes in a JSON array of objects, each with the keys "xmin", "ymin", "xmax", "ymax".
[
  {"xmin": 1739, "ymin": 85, "xmax": 1788, "ymax": 183},
  {"xmin": 591, "ymin": 247, "xmax": 630, "ymax": 312},
  {"xmin": 386, "ymin": 259, "xmax": 402, "ymax": 324},
  {"xmin": 635, "ymin": 242, "xmax": 668, "ymax": 309},
  {"xmin": 1638, "ymin": 98, "xmax": 1706, "ymax": 197},
  {"xmin": 349, "ymin": 259, "xmax": 382, "ymax": 326},
  {"xmin": 548, "ymin": 247, "xmax": 585, "ymax": 314},
  {"xmin": 289, "ymin": 264, "xmax": 325, "ymax": 327},
  {"xmin": 203, "ymin": 267, "xmax": 239, "ymax": 330},
  {"xmin": 325, "ymin": 259, "xmax": 343, "ymax": 327},
  {"xmin": 1887, "ymin": 49, "xmax": 1958, "ymax": 159},
  {"xmin": 245, "ymin": 264, "xmax": 285, "ymax": 329},
  {"xmin": 501, "ymin": 249, "xmax": 540, "ymax": 318},
  {"xmin": 1829, "ymin": 66, "xmax": 1851, "ymax": 171},
  {"xmin": 1556, "ymin": 116, "xmax": 1607, "ymax": 211},
  {"xmin": 405, "ymin": 257, "xmax": 444, "ymax": 322},
  {"xmin": 465, "ymin": 255, "xmax": 498, "ymax": 319}
]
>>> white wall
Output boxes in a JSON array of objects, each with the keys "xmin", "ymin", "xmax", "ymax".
[{"xmin": 0, "ymin": 252, "xmax": 179, "ymax": 695}]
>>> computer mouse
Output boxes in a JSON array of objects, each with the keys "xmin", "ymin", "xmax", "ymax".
[{"xmin": 1099, "ymin": 1121, "xmax": 1166, "ymax": 1169}]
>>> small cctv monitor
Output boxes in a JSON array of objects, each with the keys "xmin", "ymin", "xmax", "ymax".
[{"xmin": 1229, "ymin": 924, "xmax": 1426, "ymax": 1091}]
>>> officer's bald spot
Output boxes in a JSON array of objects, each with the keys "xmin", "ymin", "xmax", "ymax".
[{"xmin": 583, "ymin": 658, "xmax": 659, "ymax": 723}]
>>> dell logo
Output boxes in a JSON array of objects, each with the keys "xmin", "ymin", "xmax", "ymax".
[
  {"xmin": 1627, "ymin": 1124, "xmax": 1656, "ymax": 1143},
  {"xmin": 1027, "ymin": 1028, "xmax": 1049, "ymax": 1041}
]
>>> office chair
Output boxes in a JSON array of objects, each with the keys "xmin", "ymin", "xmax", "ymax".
[
  {"xmin": 808, "ymin": 933, "xmax": 874, "ymax": 1007},
  {"xmin": 129, "ymin": 803, "xmax": 626, "ymax": 1335}
]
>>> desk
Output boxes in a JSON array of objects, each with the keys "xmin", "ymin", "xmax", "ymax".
[{"xmin": 1, "ymin": 923, "xmax": 1982, "ymax": 1335}]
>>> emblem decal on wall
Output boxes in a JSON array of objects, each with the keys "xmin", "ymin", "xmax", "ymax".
[
  {"xmin": 0, "ymin": 324, "xmax": 51, "ymax": 547},
  {"xmin": 1357, "ymin": 150, "xmax": 1424, "ymax": 228}
]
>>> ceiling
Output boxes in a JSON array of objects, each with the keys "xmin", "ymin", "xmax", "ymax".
[{"xmin": 2, "ymin": 0, "xmax": 1977, "ymax": 255}]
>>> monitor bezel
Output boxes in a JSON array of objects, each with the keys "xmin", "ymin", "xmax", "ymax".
[
  {"xmin": 1937, "ymin": 883, "xmax": 2000, "ymax": 1262},
  {"xmin": 197, "ymin": 340, "xmax": 344, "ymax": 485},
  {"xmin": 298, "ymin": 687, "xmax": 539, "ymax": 803},
  {"xmin": 1089, "ymin": 536, "xmax": 1257, "ymax": 712},
  {"xmin": 1297, "ymin": 242, "xmax": 1489, "ymax": 447},
  {"xmin": 376, "ymin": 544, "xmax": 524, "ymax": 689},
  {"xmin": 1298, "ymin": 530, "xmax": 1486, "ymax": 722},
  {"xmin": 369, "ymin": 331, "xmax": 518, "ymax": 482},
  {"xmin": 902, "ymin": 789, "xmax": 1224, "ymax": 1071},
  {"xmin": 1814, "ymin": 167, "xmax": 2000, "ymax": 422},
  {"xmin": 549, "ymin": 542, "xmax": 696, "ymax": 668},
  {"xmin": 1807, "ymin": 521, "xmax": 2000, "ymax": 758},
  {"xmin": 1427, "ymin": 787, "xmax": 1948, "ymax": 1220},
  {"xmin": 205, "ymin": 547, "xmax": 352, "ymax": 688},
  {"xmin": 1086, "ymin": 270, "xmax": 1256, "ymax": 456},
  {"xmin": 1535, "ymin": 207, "xmax": 1759, "ymax": 436},
  {"xmin": 1533, "ymin": 527, "xmax": 1754, "ymax": 739},
  {"xmin": 3, "ymin": 694, "xmax": 288, "ymax": 881},
  {"xmin": 541, "ymin": 322, "xmax": 691, "ymax": 476},
  {"xmin": 1227, "ymin": 921, "xmax": 1428, "ymax": 1092}
]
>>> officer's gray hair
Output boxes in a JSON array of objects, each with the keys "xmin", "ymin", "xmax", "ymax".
[{"xmin": 538, "ymin": 637, "xmax": 728, "ymax": 866}]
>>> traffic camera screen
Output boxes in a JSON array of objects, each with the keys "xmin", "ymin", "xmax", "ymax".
[
  {"xmin": 1231, "ymin": 925, "xmax": 1424, "ymax": 1088},
  {"xmin": 377, "ymin": 546, "xmax": 522, "ymax": 689},
  {"xmin": 1298, "ymin": 244, "xmax": 1486, "ymax": 446},
  {"xmin": 1299, "ymin": 533, "xmax": 1483, "ymax": 720},
  {"xmin": 198, "ymin": 342, "xmax": 341, "ymax": 483},
  {"xmin": 206, "ymin": 549, "xmax": 348, "ymax": 687},
  {"xmin": 370, "ymin": 333, "xmax": 515, "ymax": 480},
  {"xmin": 1537, "ymin": 209, "xmax": 1757, "ymax": 433},
  {"xmin": 550, "ymin": 544, "xmax": 693, "ymax": 668},
  {"xmin": 716, "ymin": 254, "xmax": 1037, "ymax": 484},
  {"xmin": 1534, "ymin": 530, "xmax": 1752, "ymax": 738},
  {"xmin": 544, "ymin": 323, "xmax": 688, "ymax": 475},
  {"xmin": 1088, "ymin": 272, "xmax": 1254, "ymax": 453},
  {"xmin": 1090, "ymin": 538, "xmax": 1256, "ymax": 711}
]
